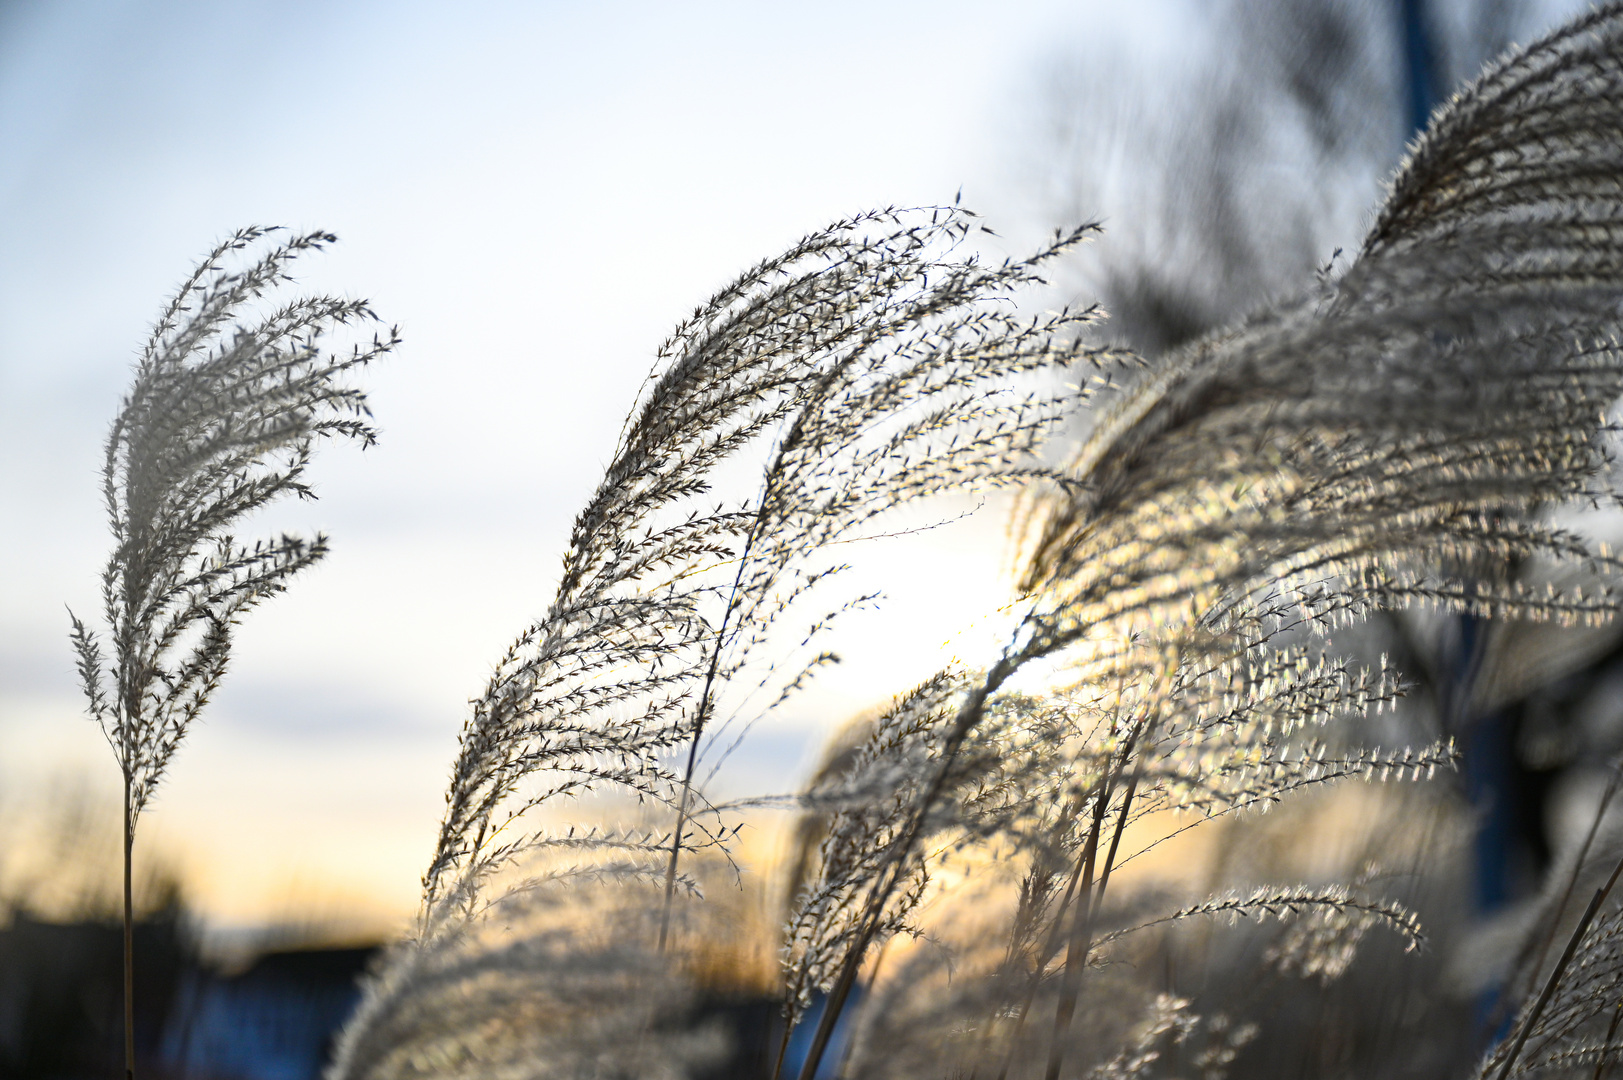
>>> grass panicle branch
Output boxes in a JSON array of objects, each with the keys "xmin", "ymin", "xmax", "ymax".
[{"xmin": 70, "ymin": 227, "xmax": 394, "ymax": 1080}]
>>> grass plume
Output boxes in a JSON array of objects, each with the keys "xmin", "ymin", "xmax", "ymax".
[{"xmin": 69, "ymin": 226, "xmax": 396, "ymax": 1079}]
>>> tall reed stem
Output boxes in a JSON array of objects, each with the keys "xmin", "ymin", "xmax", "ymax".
[
  {"xmin": 1044, "ymin": 773, "xmax": 1111, "ymax": 1080},
  {"xmin": 988, "ymin": 785, "xmax": 1094, "ymax": 1080},
  {"xmin": 795, "ymin": 657, "xmax": 1020, "ymax": 1080},
  {"xmin": 1495, "ymin": 852, "xmax": 1623, "ymax": 1080},
  {"xmin": 1044, "ymin": 714, "xmax": 1147, "ymax": 1080},
  {"xmin": 658, "ymin": 511, "xmax": 766, "ymax": 950},
  {"xmin": 123, "ymin": 770, "xmax": 135, "ymax": 1080}
]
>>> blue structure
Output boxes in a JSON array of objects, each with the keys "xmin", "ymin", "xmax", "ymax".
[
  {"xmin": 780, "ymin": 988, "xmax": 863, "ymax": 1080},
  {"xmin": 160, "ymin": 946, "xmax": 375, "ymax": 1080}
]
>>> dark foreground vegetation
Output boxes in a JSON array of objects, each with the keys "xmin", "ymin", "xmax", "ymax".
[{"xmin": 0, "ymin": 910, "xmax": 374, "ymax": 1080}]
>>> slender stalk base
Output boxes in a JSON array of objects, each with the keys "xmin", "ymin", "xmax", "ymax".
[
  {"xmin": 123, "ymin": 774, "xmax": 135, "ymax": 1080},
  {"xmin": 795, "ymin": 661, "xmax": 1016, "ymax": 1080},
  {"xmin": 657, "ymin": 740, "xmax": 701, "ymax": 952}
]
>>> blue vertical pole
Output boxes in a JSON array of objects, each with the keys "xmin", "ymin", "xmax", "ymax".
[
  {"xmin": 1398, "ymin": 0, "xmax": 1528, "ymax": 1039},
  {"xmin": 1399, "ymin": 0, "xmax": 1439, "ymax": 133}
]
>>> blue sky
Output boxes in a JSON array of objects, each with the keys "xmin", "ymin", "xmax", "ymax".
[{"xmin": 0, "ymin": 0, "xmax": 1155, "ymax": 928}]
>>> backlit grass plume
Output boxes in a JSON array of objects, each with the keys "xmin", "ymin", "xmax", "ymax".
[
  {"xmin": 772, "ymin": 6, "xmax": 1623, "ymax": 1077},
  {"xmin": 335, "ymin": 5, "xmax": 1623, "ymax": 1079},
  {"xmin": 68, "ymin": 226, "xmax": 396, "ymax": 1080},
  {"xmin": 333, "ymin": 207, "xmax": 1107, "ymax": 1080},
  {"xmin": 412, "ymin": 207, "xmax": 1102, "ymax": 920}
]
